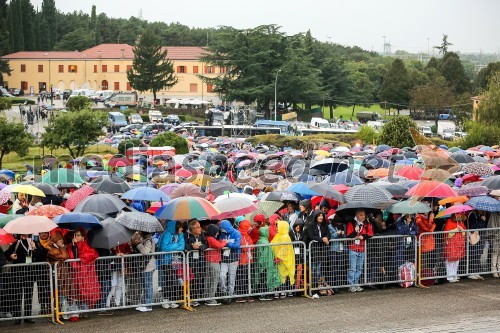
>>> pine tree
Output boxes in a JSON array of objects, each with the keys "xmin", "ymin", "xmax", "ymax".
[
  {"xmin": 41, "ymin": 0, "xmax": 57, "ymax": 49},
  {"xmin": 0, "ymin": 0, "xmax": 10, "ymax": 54},
  {"xmin": 127, "ymin": 28, "xmax": 178, "ymax": 102},
  {"xmin": 379, "ymin": 59, "xmax": 410, "ymax": 112},
  {"xmin": 20, "ymin": 0, "xmax": 35, "ymax": 50}
]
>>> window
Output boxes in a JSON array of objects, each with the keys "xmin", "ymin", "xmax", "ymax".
[
  {"xmin": 58, "ymin": 65, "xmax": 64, "ymax": 73},
  {"xmin": 190, "ymin": 83, "xmax": 197, "ymax": 93},
  {"xmin": 20, "ymin": 64, "xmax": 26, "ymax": 72},
  {"xmin": 68, "ymin": 65, "xmax": 77, "ymax": 73},
  {"xmin": 126, "ymin": 65, "xmax": 132, "ymax": 72},
  {"xmin": 207, "ymin": 84, "xmax": 214, "ymax": 93},
  {"xmin": 102, "ymin": 65, "xmax": 107, "ymax": 72},
  {"xmin": 126, "ymin": 82, "xmax": 131, "ymax": 91},
  {"xmin": 38, "ymin": 82, "xmax": 46, "ymax": 92},
  {"xmin": 38, "ymin": 65, "xmax": 43, "ymax": 73},
  {"xmin": 114, "ymin": 65, "xmax": 120, "ymax": 72},
  {"xmin": 114, "ymin": 82, "xmax": 120, "ymax": 90},
  {"xmin": 177, "ymin": 66, "xmax": 186, "ymax": 73},
  {"xmin": 204, "ymin": 66, "xmax": 214, "ymax": 74},
  {"xmin": 102, "ymin": 80, "xmax": 108, "ymax": 90},
  {"xmin": 219, "ymin": 67, "xmax": 227, "ymax": 74},
  {"xmin": 193, "ymin": 66, "xmax": 199, "ymax": 74},
  {"xmin": 93, "ymin": 65, "xmax": 97, "ymax": 73},
  {"xmin": 21, "ymin": 81, "xmax": 28, "ymax": 90}
]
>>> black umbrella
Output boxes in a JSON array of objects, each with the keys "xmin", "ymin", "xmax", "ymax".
[
  {"xmin": 89, "ymin": 175, "xmax": 131, "ymax": 194},
  {"xmin": 30, "ymin": 183, "xmax": 61, "ymax": 195},
  {"xmin": 87, "ymin": 217, "xmax": 135, "ymax": 249},
  {"xmin": 265, "ymin": 191, "xmax": 302, "ymax": 202},
  {"xmin": 481, "ymin": 175, "xmax": 500, "ymax": 190},
  {"xmin": 310, "ymin": 158, "xmax": 349, "ymax": 175},
  {"xmin": 335, "ymin": 202, "xmax": 377, "ymax": 215},
  {"xmin": 209, "ymin": 181, "xmax": 238, "ymax": 197},
  {"xmin": 380, "ymin": 184, "xmax": 408, "ymax": 198},
  {"xmin": 450, "ymin": 153, "xmax": 475, "ymax": 164},
  {"xmin": 73, "ymin": 194, "xmax": 127, "ymax": 215},
  {"xmin": 309, "ymin": 183, "xmax": 346, "ymax": 202}
]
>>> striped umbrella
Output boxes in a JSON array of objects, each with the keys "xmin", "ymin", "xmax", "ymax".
[
  {"xmin": 155, "ymin": 196, "xmax": 221, "ymax": 220},
  {"xmin": 466, "ymin": 196, "xmax": 500, "ymax": 212},
  {"xmin": 65, "ymin": 186, "xmax": 96, "ymax": 211}
]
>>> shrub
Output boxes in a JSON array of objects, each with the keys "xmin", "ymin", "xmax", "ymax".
[
  {"xmin": 150, "ymin": 132, "xmax": 189, "ymax": 154},
  {"xmin": 5, "ymin": 97, "xmax": 35, "ymax": 105},
  {"xmin": 378, "ymin": 115, "xmax": 417, "ymax": 147},
  {"xmin": 66, "ymin": 96, "xmax": 91, "ymax": 112},
  {"xmin": 118, "ymin": 139, "xmax": 144, "ymax": 155}
]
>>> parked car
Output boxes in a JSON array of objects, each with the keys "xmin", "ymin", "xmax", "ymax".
[
  {"xmin": 120, "ymin": 124, "xmax": 143, "ymax": 133},
  {"xmin": 11, "ymin": 89, "xmax": 24, "ymax": 96},
  {"xmin": 164, "ymin": 114, "xmax": 181, "ymax": 126}
]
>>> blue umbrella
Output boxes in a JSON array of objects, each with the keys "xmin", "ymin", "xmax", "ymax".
[
  {"xmin": 121, "ymin": 187, "xmax": 171, "ymax": 202},
  {"xmin": 53, "ymin": 213, "xmax": 103, "ymax": 229},
  {"xmin": 466, "ymin": 196, "xmax": 500, "ymax": 212},
  {"xmin": 324, "ymin": 170, "xmax": 365, "ymax": 186},
  {"xmin": 288, "ymin": 183, "xmax": 319, "ymax": 196},
  {"xmin": 0, "ymin": 170, "xmax": 15, "ymax": 179}
]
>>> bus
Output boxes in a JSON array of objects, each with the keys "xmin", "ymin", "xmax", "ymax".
[
  {"xmin": 188, "ymin": 125, "xmax": 281, "ymax": 138},
  {"xmin": 254, "ymin": 120, "xmax": 290, "ymax": 134}
]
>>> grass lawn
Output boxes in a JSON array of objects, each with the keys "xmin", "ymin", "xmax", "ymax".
[
  {"xmin": 321, "ymin": 104, "xmax": 389, "ymax": 121},
  {"xmin": 2, "ymin": 144, "xmax": 118, "ymax": 173}
]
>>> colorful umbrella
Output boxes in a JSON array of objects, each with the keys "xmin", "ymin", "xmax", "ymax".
[
  {"xmin": 121, "ymin": 187, "xmax": 170, "ymax": 202},
  {"xmin": 457, "ymin": 184, "xmax": 490, "ymax": 197},
  {"xmin": 3, "ymin": 216, "xmax": 58, "ymax": 234},
  {"xmin": 463, "ymin": 162, "xmax": 494, "ymax": 177},
  {"xmin": 406, "ymin": 181, "xmax": 457, "ymax": 198},
  {"xmin": 155, "ymin": 196, "xmax": 221, "ymax": 220},
  {"xmin": 366, "ymin": 168, "xmax": 390, "ymax": 178},
  {"xmin": 466, "ymin": 196, "xmax": 500, "ymax": 212},
  {"xmin": 0, "ymin": 229, "xmax": 15, "ymax": 246},
  {"xmin": 65, "ymin": 186, "xmax": 96, "ymax": 211},
  {"xmin": 28, "ymin": 205, "xmax": 70, "ymax": 219},
  {"xmin": 436, "ymin": 204, "xmax": 474, "ymax": 218},
  {"xmin": 214, "ymin": 197, "xmax": 258, "ymax": 219}
]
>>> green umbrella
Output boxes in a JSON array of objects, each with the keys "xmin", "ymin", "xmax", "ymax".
[
  {"xmin": 41, "ymin": 168, "xmax": 84, "ymax": 187},
  {"xmin": 387, "ymin": 201, "xmax": 431, "ymax": 214},
  {"xmin": 0, "ymin": 214, "xmax": 26, "ymax": 228}
]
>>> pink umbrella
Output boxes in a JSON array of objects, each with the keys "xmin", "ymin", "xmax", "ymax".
[
  {"xmin": 213, "ymin": 197, "xmax": 258, "ymax": 219},
  {"xmin": 436, "ymin": 204, "xmax": 474, "ymax": 218},
  {"xmin": 3, "ymin": 216, "xmax": 58, "ymax": 234},
  {"xmin": 0, "ymin": 189, "xmax": 11, "ymax": 205},
  {"xmin": 0, "ymin": 229, "xmax": 15, "ymax": 246},
  {"xmin": 169, "ymin": 183, "xmax": 205, "ymax": 199},
  {"xmin": 27, "ymin": 205, "xmax": 70, "ymax": 219},
  {"xmin": 65, "ymin": 186, "xmax": 96, "ymax": 211},
  {"xmin": 159, "ymin": 183, "xmax": 181, "ymax": 195}
]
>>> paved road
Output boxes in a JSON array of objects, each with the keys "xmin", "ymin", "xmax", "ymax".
[{"xmin": 1, "ymin": 277, "xmax": 498, "ymax": 333}]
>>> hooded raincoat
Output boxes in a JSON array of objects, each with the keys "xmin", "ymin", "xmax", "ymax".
[
  {"xmin": 271, "ymin": 221, "xmax": 295, "ymax": 284},
  {"xmin": 67, "ymin": 240, "xmax": 100, "ymax": 308},
  {"xmin": 158, "ymin": 220, "xmax": 185, "ymax": 266},
  {"xmin": 220, "ymin": 220, "xmax": 241, "ymax": 263},
  {"xmin": 254, "ymin": 226, "xmax": 282, "ymax": 291}
]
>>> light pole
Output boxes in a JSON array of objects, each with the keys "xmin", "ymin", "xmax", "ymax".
[{"xmin": 274, "ymin": 69, "xmax": 282, "ymax": 121}]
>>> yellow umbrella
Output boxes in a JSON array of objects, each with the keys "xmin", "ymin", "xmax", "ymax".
[
  {"xmin": 187, "ymin": 174, "xmax": 213, "ymax": 187},
  {"xmin": 314, "ymin": 150, "xmax": 331, "ymax": 156},
  {"xmin": 5, "ymin": 184, "xmax": 46, "ymax": 197}
]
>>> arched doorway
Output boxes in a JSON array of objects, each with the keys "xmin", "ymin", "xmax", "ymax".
[
  {"xmin": 101, "ymin": 80, "xmax": 108, "ymax": 90},
  {"xmin": 69, "ymin": 80, "xmax": 75, "ymax": 90},
  {"xmin": 57, "ymin": 80, "xmax": 65, "ymax": 90}
]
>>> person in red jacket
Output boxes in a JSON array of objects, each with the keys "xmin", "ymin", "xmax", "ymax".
[
  {"xmin": 236, "ymin": 220, "xmax": 254, "ymax": 302},
  {"xmin": 443, "ymin": 213, "xmax": 466, "ymax": 283},
  {"xmin": 204, "ymin": 224, "xmax": 228, "ymax": 306},
  {"xmin": 67, "ymin": 229, "xmax": 101, "ymax": 310},
  {"xmin": 346, "ymin": 209, "xmax": 374, "ymax": 292},
  {"xmin": 250, "ymin": 214, "xmax": 266, "ymax": 244}
]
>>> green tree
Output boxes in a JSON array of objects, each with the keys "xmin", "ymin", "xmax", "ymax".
[
  {"xmin": 40, "ymin": 0, "xmax": 57, "ymax": 49},
  {"xmin": 19, "ymin": 0, "xmax": 35, "ymax": 50},
  {"xmin": 477, "ymin": 71, "xmax": 500, "ymax": 125},
  {"xmin": 409, "ymin": 78, "xmax": 455, "ymax": 127},
  {"xmin": 0, "ymin": 116, "xmax": 32, "ymax": 169},
  {"xmin": 474, "ymin": 62, "xmax": 500, "ymax": 93},
  {"xmin": 434, "ymin": 34, "xmax": 453, "ymax": 55},
  {"xmin": 118, "ymin": 139, "xmax": 144, "ymax": 156},
  {"xmin": 150, "ymin": 132, "xmax": 188, "ymax": 154},
  {"xmin": 41, "ymin": 110, "xmax": 106, "ymax": 158},
  {"xmin": 378, "ymin": 115, "xmax": 417, "ymax": 147},
  {"xmin": 440, "ymin": 52, "xmax": 471, "ymax": 95},
  {"xmin": 0, "ymin": 97, "xmax": 12, "ymax": 111},
  {"xmin": 357, "ymin": 125, "xmax": 378, "ymax": 144},
  {"xmin": 461, "ymin": 121, "xmax": 500, "ymax": 148},
  {"xmin": 0, "ymin": 0, "xmax": 10, "ymax": 54},
  {"xmin": 53, "ymin": 28, "xmax": 95, "ymax": 51},
  {"xmin": 127, "ymin": 28, "xmax": 178, "ymax": 102},
  {"xmin": 66, "ymin": 96, "xmax": 92, "ymax": 112},
  {"xmin": 379, "ymin": 59, "xmax": 410, "ymax": 113}
]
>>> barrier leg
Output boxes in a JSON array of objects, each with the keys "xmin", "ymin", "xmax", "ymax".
[{"xmin": 54, "ymin": 289, "xmax": 64, "ymax": 325}]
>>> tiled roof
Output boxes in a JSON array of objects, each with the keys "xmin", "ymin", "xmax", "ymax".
[{"xmin": 2, "ymin": 44, "xmax": 208, "ymax": 60}]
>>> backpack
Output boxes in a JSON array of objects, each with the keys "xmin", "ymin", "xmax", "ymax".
[{"xmin": 399, "ymin": 262, "xmax": 415, "ymax": 288}]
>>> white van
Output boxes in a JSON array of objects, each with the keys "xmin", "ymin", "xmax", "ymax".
[{"xmin": 310, "ymin": 117, "xmax": 330, "ymax": 128}]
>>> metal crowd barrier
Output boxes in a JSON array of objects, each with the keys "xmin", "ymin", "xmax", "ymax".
[
  {"xmin": 418, "ymin": 227, "xmax": 500, "ymax": 285},
  {"xmin": 53, "ymin": 251, "xmax": 186, "ymax": 322},
  {"xmin": 308, "ymin": 235, "xmax": 418, "ymax": 295},
  {"xmin": 0, "ymin": 262, "xmax": 54, "ymax": 323},
  {"xmin": 186, "ymin": 241, "xmax": 308, "ymax": 306}
]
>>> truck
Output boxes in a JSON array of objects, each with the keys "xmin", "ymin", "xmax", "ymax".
[
  {"xmin": 104, "ymin": 92, "xmax": 138, "ymax": 108},
  {"xmin": 108, "ymin": 112, "xmax": 128, "ymax": 126},
  {"xmin": 310, "ymin": 117, "xmax": 330, "ymax": 129},
  {"xmin": 357, "ymin": 111, "xmax": 381, "ymax": 124},
  {"xmin": 148, "ymin": 110, "xmax": 163, "ymax": 123},
  {"xmin": 128, "ymin": 113, "xmax": 143, "ymax": 124},
  {"xmin": 437, "ymin": 122, "xmax": 456, "ymax": 141},
  {"xmin": 420, "ymin": 125, "xmax": 432, "ymax": 137}
]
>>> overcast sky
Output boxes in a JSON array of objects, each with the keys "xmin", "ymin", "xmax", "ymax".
[{"xmin": 31, "ymin": 0, "xmax": 500, "ymax": 54}]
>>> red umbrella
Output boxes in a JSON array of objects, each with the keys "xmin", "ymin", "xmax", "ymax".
[
  {"xmin": 0, "ymin": 229, "xmax": 15, "ymax": 246},
  {"xmin": 107, "ymin": 156, "xmax": 132, "ymax": 167},
  {"xmin": 406, "ymin": 181, "xmax": 457, "ymax": 198},
  {"xmin": 332, "ymin": 184, "xmax": 350, "ymax": 194},
  {"xmin": 28, "ymin": 205, "xmax": 70, "ymax": 219},
  {"xmin": 65, "ymin": 186, "xmax": 96, "ymax": 211},
  {"xmin": 175, "ymin": 168, "xmax": 194, "ymax": 178},
  {"xmin": 395, "ymin": 166, "xmax": 424, "ymax": 180},
  {"xmin": 462, "ymin": 174, "xmax": 481, "ymax": 184},
  {"xmin": 311, "ymin": 196, "xmax": 339, "ymax": 210}
]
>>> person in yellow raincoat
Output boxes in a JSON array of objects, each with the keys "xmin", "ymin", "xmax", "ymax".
[{"xmin": 271, "ymin": 221, "xmax": 295, "ymax": 287}]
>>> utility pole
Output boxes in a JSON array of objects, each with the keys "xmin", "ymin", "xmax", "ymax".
[
  {"xmin": 427, "ymin": 38, "xmax": 430, "ymax": 56},
  {"xmin": 382, "ymin": 36, "xmax": 386, "ymax": 54}
]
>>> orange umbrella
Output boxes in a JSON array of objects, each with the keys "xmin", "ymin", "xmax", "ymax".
[
  {"xmin": 28, "ymin": 205, "xmax": 70, "ymax": 219},
  {"xmin": 367, "ymin": 168, "xmax": 389, "ymax": 178},
  {"xmin": 438, "ymin": 196, "xmax": 469, "ymax": 206},
  {"xmin": 395, "ymin": 166, "xmax": 423, "ymax": 180}
]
